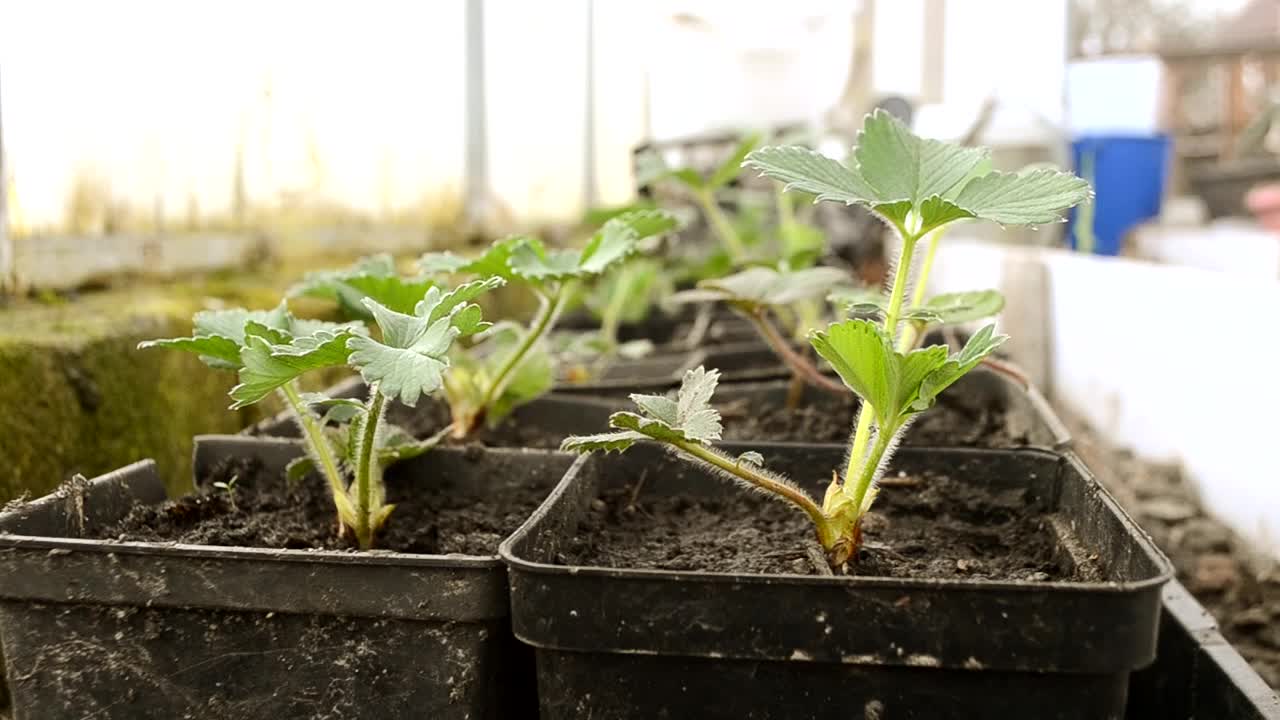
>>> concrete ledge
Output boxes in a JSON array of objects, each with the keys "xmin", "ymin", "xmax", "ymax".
[{"xmin": 0, "ymin": 302, "xmax": 248, "ymax": 502}]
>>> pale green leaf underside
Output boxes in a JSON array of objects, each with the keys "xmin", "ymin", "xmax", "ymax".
[
  {"xmin": 922, "ymin": 290, "xmax": 1005, "ymax": 325},
  {"xmin": 231, "ymin": 333, "xmax": 354, "ymax": 408},
  {"xmin": 675, "ymin": 266, "xmax": 850, "ymax": 308},
  {"xmin": 142, "ymin": 305, "xmax": 360, "ymax": 372},
  {"xmin": 347, "ymin": 335, "xmax": 449, "ymax": 408},
  {"xmin": 561, "ymin": 366, "xmax": 724, "ymax": 454}
]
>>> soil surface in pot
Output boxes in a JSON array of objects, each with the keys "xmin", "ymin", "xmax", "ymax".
[
  {"xmin": 564, "ymin": 471, "xmax": 1098, "ymax": 581},
  {"xmin": 93, "ymin": 449, "xmax": 548, "ymax": 556},
  {"xmin": 1071, "ymin": 419, "xmax": 1280, "ymax": 689},
  {"xmin": 388, "ymin": 399, "xmax": 564, "ymax": 450},
  {"xmin": 716, "ymin": 390, "xmax": 1021, "ymax": 447}
]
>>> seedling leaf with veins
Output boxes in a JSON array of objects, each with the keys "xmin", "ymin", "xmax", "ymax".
[
  {"xmin": 565, "ymin": 112, "xmax": 1090, "ymax": 569},
  {"xmin": 671, "ymin": 265, "xmax": 853, "ymax": 393},
  {"xmin": 419, "ymin": 209, "xmax": 678, "ymax": 437}
]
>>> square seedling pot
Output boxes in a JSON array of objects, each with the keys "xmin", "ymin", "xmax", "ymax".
[
  {"xmin": 501, "ymin": 443, "xmax": 1172, "ymax": 720},
  {"xmin": 1126, "ymin": 581, "xmax": 1280, "ymax": 719},
  {"xmin": 0, "ymin": 437, "xmax": 574, "ymax": 720}
]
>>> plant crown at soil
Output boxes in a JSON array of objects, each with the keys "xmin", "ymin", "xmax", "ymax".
[{"xmin": 565, "ymin": 111, "xmax": 1091, "ymax": 568}]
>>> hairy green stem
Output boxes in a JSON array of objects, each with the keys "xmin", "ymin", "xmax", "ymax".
[
  {"xmin": 848, "ymin": 421, "xmax": 897, "ymax": 522},
  {"xmin": 670, "ymin": 437, "xmax": 836, "ymax": 549},
  {"xmin": 280, "ymin": 382, "xmax": 347, "ymax": 527},
  {"xmin": 472, "ymin": 283, "xmax": 570, "ymax": 430},
  {"xmin": 897, "ymin": 227, "xmax": 944, "ymax": 352},
  {"xmin": 746, "ymin": 307, "xmax": 845, "ymax": 395},
  {"xmin": 353, "ymin": 386, "xmax": 386, "ymax": 550},
  {"xmin": 696, "ymin": 189, "xmax": 746, "ymax": 263},
  {"xmin": 845, "ymin": 230, "xmax": 921, "ymax": 482}
]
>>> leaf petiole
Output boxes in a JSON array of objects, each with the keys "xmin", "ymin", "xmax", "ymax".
[{"xmin": 279, "ymin": 381, "xmax": 349, "ymax": 534}]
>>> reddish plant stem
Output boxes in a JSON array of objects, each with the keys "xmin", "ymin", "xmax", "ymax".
[{"xmin": 745, "ymin": 307, "xmax": 847, "ymax": 396}]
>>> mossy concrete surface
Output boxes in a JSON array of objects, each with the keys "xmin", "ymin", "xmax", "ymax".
[
  {"xmin": 0, "ymin": 256, "xmax": 374, "ymax": 503},
  {"xmin": 0, "ymin": 297, "xmax": 251, "ymax": 502}
]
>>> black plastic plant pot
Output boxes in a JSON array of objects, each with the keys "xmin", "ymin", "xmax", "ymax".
[
  {"xmin": 1126, "ymin": 581, "xmax": 1280, "ymax": 719},
  {"xmin": 711, "ymin": 367, "xmax": 1072, "ymax": 451},
  {"xmin": 0, "ymin": 437, "xmax": 575, "ymax": 720},
  {"xmin": 500, "ymin": 443, "xmax": 1173, "ymax": 720},
  {"xmin": 247, "ymin": 376, "xmax": 627, "ymax": 447}
]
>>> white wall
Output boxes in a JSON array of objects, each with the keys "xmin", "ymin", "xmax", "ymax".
[{"xmin": 930, "ymin": 237, "xmax": 1280, "ymax": 560}]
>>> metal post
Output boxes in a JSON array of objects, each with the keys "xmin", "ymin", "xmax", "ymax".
[
  {"xmin": 921, "ymin": 0, "xmax": 946, "ymax": 104},
  {"xmin": 0, "ymin": 67, "xmax": 12, "ymax": 294},
  {"xmin": 582, "ymin": 0, "xmax": 598, "ymax": 210},
  {"xmin": 464, "ymin": 0, "xmax": 490, "ymax": 228}
]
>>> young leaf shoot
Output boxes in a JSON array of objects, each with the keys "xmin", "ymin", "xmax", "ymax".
[{"xmin": 419, "ymin": 209, "xmax": 678, "ymax": 437}]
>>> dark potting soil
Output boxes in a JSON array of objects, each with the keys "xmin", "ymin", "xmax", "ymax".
[
  {"xmin": 1071, "ymin": 419, "xmax": 1280, "ymax": 690},
  {"xmin": 564, "ymin": 470, "xmax": 1094, "ymax": 582},
  {"xmin": 716, "ymin": 390, "xmax": 1021, "ymax": 447},
  {"xmin": 386, "ymin": 397, "xmax": 565, "ymax": 450},
  {"xmin": 94, "ymin": 450, "xmax": 549, "ymax": 556}
]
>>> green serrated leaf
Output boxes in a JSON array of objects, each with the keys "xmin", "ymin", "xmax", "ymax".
[
  {"xmin": 745, "ymin": 109, "xmax": 1090, "ymax": 233},
  {"xmin": 137, "ymin": 335, "xmax": 243, "ymax": 369},
  {"xmin": 577, "ymin": 209, "xmax": 677, "ymax": 275},
  {"xmin": 921, "ymin": 290, "xmax": 1005, "ymax": 325},
  {"xmin": 950, "ymin": 167, "xmax": 1094, "ymax": 226},
  {"xmin": 744, "ymin": 145, "xmax": 879, "ymax": 204},
  {"xmin": 231, "ymin": 333, "xmax": 355, "ymax": 408},
  {"xmin": 347, "ymin": 335, "xmax": 451, "ymax": 408},
  {"xmin": 809, "ymin": 319, "xmax": 896, "ymax": 421},
  {"xmin": 507, "ymin": 237, "xmax": 585, "ymax": 282},
  {"xmin": 416, "ymin": 276, "xmax": 504, "ymax": 334},
  {"xmin": 140, "ymin": 305, "xmax": 294, "ymax": 370},
  {"xmin": 289, "ymin": 255, "xmax": 436, "ymax": 318},
  {"xmin": 852, "ymin": 109, "xmax": 990, "ymax": 220},
  {"xmin": 610, "ymin": 411, "xmax": 690, "ymax": 443},
  {"xmin": 914, "ymin": 325, "xmax": 1008, "ymax": 411},
  {"xmin": 243, "ymin": 320, "xmax": 294, "ymax": 346},
  {"xmin": 560, "ymin": 430, "xmax": 647, "ymax": 454},
  {"xmin": 672, "ymin": 366, "xmax": 723, "ymax": 442},
  {"xmin": 630, "ymin": 393, "xmax": 679, "ymax": 425},
  {"xmin": 419, "ymin": 236, "xmax": 525, "ymax": 281},
  {"xmin": 560, "ymin": 366, "xmax": 725, "ymax": 453},
  {"xmin": 363, "ymin": 298, "xmax": 430, "ymax": 349},
  {"xmin": 894, "ymin": 344, "xmax": 951, "ymax": 414}
]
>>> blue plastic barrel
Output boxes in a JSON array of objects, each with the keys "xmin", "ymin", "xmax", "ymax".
[{"xmin": 1068, "ymin": 135, "xmax": 1171, "ymax": 255}]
